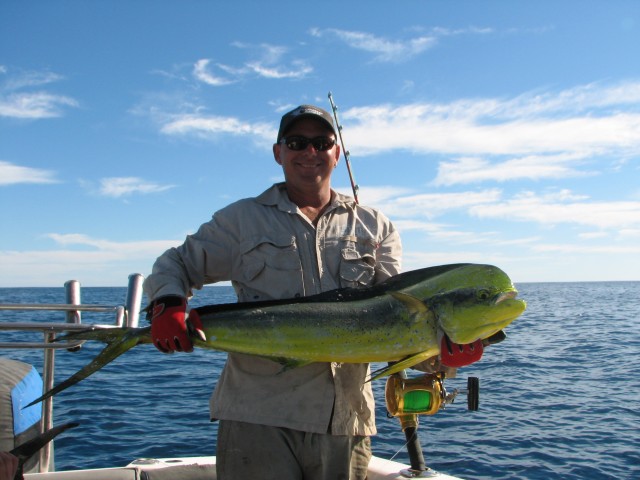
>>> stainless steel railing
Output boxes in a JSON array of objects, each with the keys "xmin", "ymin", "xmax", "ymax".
[{"xmin": 0, "ymin": 273, "xmax": 144, "ymax": 473}]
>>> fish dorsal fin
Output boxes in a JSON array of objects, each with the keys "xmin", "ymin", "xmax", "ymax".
[{"xmin": 389, "ymin": 291, "xmax": 429, "ymax": 317}]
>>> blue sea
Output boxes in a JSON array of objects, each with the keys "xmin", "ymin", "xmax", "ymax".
[{"xmin": 1, "ymin": 282, "xmax": 639, "ymax": 479}]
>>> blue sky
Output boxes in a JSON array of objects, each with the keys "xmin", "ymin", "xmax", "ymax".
[{"xmin": 1, "ymin": 1, "xmax": 639, "ymax": 287}]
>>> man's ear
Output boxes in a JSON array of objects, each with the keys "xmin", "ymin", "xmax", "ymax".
[{"xmin": 273, "ymin": 143, "xmax": 282, "ymax": 165}]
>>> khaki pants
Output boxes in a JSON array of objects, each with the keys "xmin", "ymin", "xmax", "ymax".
[{"xmin": 216, "ymin": 420, "xmax": 371, "ymax": 480}]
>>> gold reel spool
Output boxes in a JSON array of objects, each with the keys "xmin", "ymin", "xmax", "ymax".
[{"xmin": 385, "ymin": 373, "xmax": 445, "ymax": 417}]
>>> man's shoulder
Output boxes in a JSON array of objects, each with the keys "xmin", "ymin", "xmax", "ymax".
[
  {"xmin": 218, "ymin": 196, "xmax": 262, "ymax": 215},
  {"xmin": 217, "ymin": 184, "xmax": 285, "ymax": 215}
]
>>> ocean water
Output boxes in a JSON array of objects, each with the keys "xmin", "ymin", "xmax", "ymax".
[{"xmin": 1, "ymin": 281, "xmax": 639, "ymax": 479}]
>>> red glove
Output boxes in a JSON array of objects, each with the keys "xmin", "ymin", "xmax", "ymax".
[
  {"xmin": 440, "ymin": 335, "xmax": 484, "ymax": 368},
  {"xmin": 149, "ymin": 296, "xmax": 205, "ymax": 353}
]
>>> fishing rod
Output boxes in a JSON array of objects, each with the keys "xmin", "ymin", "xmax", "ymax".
[
  {"xmin": 327, "ymin": 92, "xmax": 359, "ymax": 204},
  {"xmin": 385, "ymin": 371, "xmax": 480, "ymax": 476}
]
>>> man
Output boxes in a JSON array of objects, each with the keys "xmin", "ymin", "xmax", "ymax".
[{"xmin": 143, "ymin": 104, "xmax": 402, "ymax": 479}]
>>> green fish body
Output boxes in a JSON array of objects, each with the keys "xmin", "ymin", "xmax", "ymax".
[{"xmin": 30, "ymin": 263, "xmax": 526, "ymax": 405}]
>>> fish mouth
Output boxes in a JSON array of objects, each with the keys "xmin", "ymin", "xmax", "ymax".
[{"xmin": 495, "ymin": 290, "xmax": 518, "ymax": 304}]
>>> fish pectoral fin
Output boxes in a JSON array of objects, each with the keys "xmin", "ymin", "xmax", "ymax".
[
  {"xmin": 389, "ymin": 292, "xmax": 429, "ymax": 318},
  {"xmin": 265, "ymin": 357, "xmax": 312, "ymax": 373},
  {"xmin": 369, "ymin": 351, "xmax": 438, "ymax": 381}
]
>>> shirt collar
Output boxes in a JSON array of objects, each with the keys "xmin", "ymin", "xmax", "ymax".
[{"xmin": 256, "ymin": 183, "xmax": 356, "ymax": 213}]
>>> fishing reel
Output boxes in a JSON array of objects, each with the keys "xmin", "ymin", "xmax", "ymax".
[{"xmin": 385, "ymin": 372, "xmax": 479, "ymax": 418}]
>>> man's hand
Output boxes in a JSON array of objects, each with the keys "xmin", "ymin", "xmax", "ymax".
[{"xmin": 148, "ymin": 296, "xmax": 205, "ymax": 353}]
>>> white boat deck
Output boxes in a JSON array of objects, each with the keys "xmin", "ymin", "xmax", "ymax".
[{"xmin": 24, "ymin": 455, "xmax": 463, "ymax": 479}]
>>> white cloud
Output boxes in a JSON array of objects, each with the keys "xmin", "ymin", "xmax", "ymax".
[
  {"xmin": 0, "ymin": 92, "xmax": 79, "ymax": 119},
  {"xmin": 357, "ymin": 185, "xmax": 414, "ymax": 205},
  {"xmin": 470, "ymin": 190, "xmax": 640, "ymax": 229},
  {"xmin": 3, "ymin": 70, "xmax": 64, "ymax": 90},
  {"xmin": 132, "ymin": 93, "xmax": 275, "ymax": 144},
  {"xmin": 310, "ymin": 28, "xmax": 437, "ymax": 62},
  {"xmin": 0, "ymin": 161, "xmax": 58, "ymax": 185},
  {"xmin": 160, "ymin": 113, "xmax": 274, "ymax": 143},
  {"xmin": 331, "ymin": 81, "xmax": 640, "ymax": 186},
  {"xmin": 0, "ymin": 235, "xmax": 182, "ymax": 287},
  {"xmin": 504, "ymin": 81, "xmax": 640, "ymax": 117},
  {"xmin": 0, "ymin": 67, "xmax": 78, "ymax": 119},
  {"xmin": 192, "ymin": 44, "xmax": 312, "ymax": 86},
  {"xmin": 229, "ymin": 43, "xmax": 313, "ymax": 80},
  {"xmin": 379, "ymin": 188, "xmax": 503, "ymax": 219},
  {"xmin": 531, "ymin": 243, "xmax": 640, "ymax": 254},
  {"xmin": 98, "ymin": 177, "xmax": 176, "ymax": 198},
  {"xmin": 432, "ymin": 153, "xmax": 595, "ymax": 186},
  {"xmin": 309, "ymin": 26, "xmax": 494, "ymax": 62},
  {"xmin": 193, "ymin": 59, "xmax": 235, "ymax": 86},
  {"xmin": 45, "ymin": 233, "xmax": 175, "ymax": 254},
  {"xmin": 578, "ymin": 231, "xmax": 609, "ymax": 240},
  {"xmin": 618, "ymin": 228, "xmax": 640, "ymax": 239},
  {"xmin": 363, "ymin": 185, "xmax": 640, "ymax": 243},
  {"xmin": 245, "ymin": 60, "xmax": 312, "ymax": 80},
  {"xmin": 394, "ymin": 218, "xmax": 500, "ymax": 245},
  {"xmin": 400, "ymin": 250, "xmax": 518, "ymax": 275},
  {"xmin": 344, "ymin": 96, "xmax": 640, "ymax": 158}
]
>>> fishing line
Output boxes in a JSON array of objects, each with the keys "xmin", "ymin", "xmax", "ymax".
[
  {"xmin": 388, "ymin": 426, "xmax": 420, "ymax": 461},
  {"xmin": 327, "ymin": 92, "xmax": 359, "ymax": 204}
]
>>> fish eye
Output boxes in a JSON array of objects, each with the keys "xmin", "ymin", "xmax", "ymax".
[{"xmin": 477, "ymin": 289, "xmax": 491, "ymax": 301}]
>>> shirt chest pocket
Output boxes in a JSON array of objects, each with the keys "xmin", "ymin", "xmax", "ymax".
[
  {"xmin": 339, "ymin": 236, "xmax": 376, "ymax": 288},
  {"xmin": 235, "ymin": 234, "xmax": 303, "ymax": 301}
]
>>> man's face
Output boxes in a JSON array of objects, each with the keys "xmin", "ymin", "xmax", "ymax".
[{"xmin": 273, "ymin": 117, "xmax": 340, "ymax": 190}]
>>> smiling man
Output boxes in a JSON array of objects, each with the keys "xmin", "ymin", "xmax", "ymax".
[
  {"xmin": 143, "ymin": 104, "xmax": 402, "ymax": 480},
  {"xmin": 273, "ymin": 105, "xmax": 341, "ymax": 224}
]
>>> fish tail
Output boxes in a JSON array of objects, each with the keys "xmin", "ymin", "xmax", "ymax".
[
  {"xmin": 10, "ymin": 422, "xmax": 79, "ymax": 473},
  {"xmin": 25, "ymin": 327, "xmax": 150, "ymax": 407}
]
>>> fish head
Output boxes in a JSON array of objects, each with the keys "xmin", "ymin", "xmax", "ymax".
[{"xmin": 422, "ymin": 264, "xmax": 527, "ymax": 344}]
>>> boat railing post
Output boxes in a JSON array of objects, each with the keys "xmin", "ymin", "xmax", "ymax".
[
  {"xmin": 39, "ymin": 280, "xmax": 81, "ymax": 471},
  {"xmin": 115, "ymin": 306, "xmax": 125, "ymax": 327},
  {"xmin": 125, "ymin": 274, "xmax": 144, "ymax": 328},
  {"xmin": 64, "ymin": 280, "xmax": 82, "ymax": 352},
  {"xmin": 40, "ymin": 330, "xmax": 56, "ymax": 473},
  {"xmin": 64, "ymin": 280, "xmax": 81, "ymax": 325}
]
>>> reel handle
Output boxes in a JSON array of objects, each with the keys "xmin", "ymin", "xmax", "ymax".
[{"xmin": 443, "ymin": 376, "xmax": 479, "ymax": 411}]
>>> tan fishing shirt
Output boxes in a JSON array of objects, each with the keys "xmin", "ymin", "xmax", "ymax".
[{"xmin": 143, "ymin": 183, "xmax": 402, "ymax": 436}]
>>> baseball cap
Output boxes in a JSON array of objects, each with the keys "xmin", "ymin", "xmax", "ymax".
[{"xmin": 276, "ymin": 104, "xmax": 337, "ymax": 142}]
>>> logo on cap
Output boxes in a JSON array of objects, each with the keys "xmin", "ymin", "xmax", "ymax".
[{"xmin": 295, "ymin": 106, "xmax": 323, "ymax": 117}]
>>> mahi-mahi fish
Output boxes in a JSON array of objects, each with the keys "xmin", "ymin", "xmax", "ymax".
[{"xmin": 29, "ymin": 263, "xmax": 526, "ymax": 406}]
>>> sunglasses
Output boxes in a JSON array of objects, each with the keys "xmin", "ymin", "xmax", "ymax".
[{"xmin": 280, "ymin": 135, "xmax": 336, "ymax": 151}]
